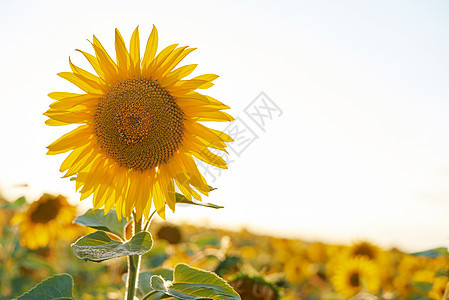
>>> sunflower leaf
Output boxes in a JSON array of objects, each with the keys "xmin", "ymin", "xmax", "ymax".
[
  {"xmin": 16, "ymin": 273, "xmax": 75, "ymax": 300},
  {"xmin": 175, "ymin": 193, "xmax": 223, "ymax": 209},
  {"xmin": 142, "ymin": 290, "xmax": 174, "ymax": 300},
  {"xmin": 74, "ymin": 209, "xmax": 128, "ymax": 239},
  {"xmin": 72, "ymin": 230, "xmax": 153, "ymax": 262},
  {"xmin": 149, "ymin": 263, "xmax": 240, "ymax": 300},
  {"xmin": 124, "ymin": 268, "xmax": 174, "ymax": 295}
]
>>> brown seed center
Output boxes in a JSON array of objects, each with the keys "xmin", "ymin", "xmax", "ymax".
[
  {"xmin": 349, "ymin": 272, "xmax": 360, "ymax": 287},
  {"xmin": 94, "ymin": 78, "xmax": 184, "ymax": 171},
  {"xmin": 30, "ymin": 198, "xmax": 61, "ymax": 223},
  {"xmin": 353, "ymin": 243, "xmax": 375, "ymax": 260}
]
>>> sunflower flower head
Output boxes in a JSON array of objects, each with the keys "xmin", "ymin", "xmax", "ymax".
[
  {"xmin": 45, "ymin": 26, "xmax": 233, "ymax": 221},
  {"xmin": 331, "ymin": 257, "xmax": 380, "ymax": 298},
  {"xmin": 11, "ymin": 194, "xmax": 78, "ymax": 249},
  {"xmin": 345, "ymin": 241, "xmax": 382, "ymax": 263}
]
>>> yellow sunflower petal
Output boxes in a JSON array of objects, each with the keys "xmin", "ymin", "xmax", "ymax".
[
  {"xmin": 48, "ymin": 92, "xmax": 80, "ymax": 100},
  {"xmin": 143, "ymin": 43, "xmax": 178, "ymax": 78},
  {"xmin": 61, "ymin": 145, "xmax": 99, "ymax": 178},
  {"xmin": 178, "ymin": 153, "xmax": 209, "ymax": 195},
  {"xmin": 57, "ymin": 72, "xmax": 103, "ymax": 94},
  {"xmin": 142, "ymin": 25, "xmax": 158, "ymax": 69},
  {"xmin": 159, "ymin": 64, "xmax": 198, "ymax": 87},
  {"xmin": 191, "ymin": 74, "xmax": 219, "ymax": 89},
  {"xmin": 157, "ymin": 168, "xmax": 176, "ymax": 212},
  {"xmin": 129, "ymin": 26, "xmax": 141, "ymax": 76},
  {"xmin": 152, "ymin": 46, "xmax": 187, "ymax": 80},
  {"xmin": 91, "ymin": 36, "xmax": 118, "ymax": 83},
  {"xmin": 188, "ymin": 141, "xmax": 228, "ymax": 169},
  {"xmin": 135, "ymin": 169, "xmax": 154, "ymax": 220},
  {"xmin": 76, "ymin": 49, "xmax": 105, "ymax": 78},
  {"xmin": 210, "ymin": 128, "xmax": 233, "ymax": 142},
  {"xmin": 69, "ymin": 57, "xmax": 104, "ymax": 86},
  {"xmin": 47, "ymin": 125, "xmax": 92, "ymax": 154},
  {"xmin": 153, "ymin": 181, "xmax": 166, "ymax": 219},
  {"xmin": 115, "ymin": 28, "xmax": 130, "ymax": 77},
  {"xmin": 124, "ymin": 172, "xmax": 140, "ymax": 217},
  {"xmin": 45, "ymin": 119, "xmax": 71, "ymax": 126},
  {"xmin": 49, "ymin": 94, "xmax": 98, "ymax": 110},
  {"xmin": 161, "ymin": 48, "xmax": 196, "ymax": 77},
  {"xmin": 44, "ymin": 111, "xmax": 92, "ymax": 125},
  {"xmin": 185, "ymin": 110, "xmax": 234, "ymax": 122}
]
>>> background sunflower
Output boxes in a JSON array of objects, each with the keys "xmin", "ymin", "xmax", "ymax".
[
  {"xmin": 10, "ymin": 194, "xmax": 79, "ymax": 249},
  {"xmin": 331, "ymin": 257, "xmax": 380, "ymax": 298}
]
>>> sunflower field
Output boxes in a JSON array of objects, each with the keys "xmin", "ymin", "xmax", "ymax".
[
  {"xmin": 1, "ymin": 11, "xmax": 449, "ymax": 300},
  {"xmin": 1, "ymin": 193, "xmax": 448, "ymax": 300}
]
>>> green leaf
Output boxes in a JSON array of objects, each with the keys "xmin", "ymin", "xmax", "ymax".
[
  {"xmin": 411, "ymin": 281, "xmax": 433, "ymax": 293},
  {"xmin": 142, "ymin": 242, "xmax": 169, "ymax": 268},
  {"xmin": 150, "ymin": 263, "xmax": 240, "ymax": 300},
  {"xmin": 411, "ymin": 247, "xmax": 449, "ymax": 258},
  {"xmin": 74, "ymin": 209, "xmax": 128, "ymax": 239},
  {"xmin": 215, "ymin": 256, "xmax": 242, "ymax": 276},
  {"xmin": 139, "ymin": 268, "xmax": 174, "ymax": 294},
  {"xmin": 16, "ymin": 273, "xmax": 75, "ymax": 300},
  {"xmin": 407, "ymin": 295, "xmax": 432, "ymax": 300},
  {"xmin": 175, "ymin": 193, "xmax": 223, "ymax": 209},
  {"xmin": 22, "ymin": 256, "xmax": 55, "ymax": 273},
  {"xmin": 142, "ymin": 291, "xmax": 175, "ymax": 300},
  {"xmin": 72, "ymin": 231, "xmax": 153, "ymax": 262},
  {"xmin": 192, "ymin": 235, "xmax": 220, "ymax": 248},
  {"xmin": 2, "ymin": 196, "xmax": 26, "ymax": 209},
  {"xmin": 435, "ymin": 268, "xmax": 449, "ymax": 277}
]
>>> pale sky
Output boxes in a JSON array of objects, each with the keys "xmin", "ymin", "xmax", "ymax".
[{"xmin": 1, "ymin": 0, "xmax": 449, "ymax": 252}]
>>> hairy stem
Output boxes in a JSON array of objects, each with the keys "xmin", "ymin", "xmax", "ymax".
[{"xmin": 125, "ymin": 212, "xmax": 142, "ymax": 300}]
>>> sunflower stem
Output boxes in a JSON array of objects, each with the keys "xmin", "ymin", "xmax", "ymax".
[
  {"xmin": 143, "ymin": 210, "xmax": 157, "ymax": 232},
  {"xmin": 125, "ymin": 212, "xmax": 142, "ymax": 300}
]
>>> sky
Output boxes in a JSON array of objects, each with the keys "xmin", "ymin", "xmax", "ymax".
[{"xmin": 1, "ymin": 0, "xmax": 449, "ymax": 252}]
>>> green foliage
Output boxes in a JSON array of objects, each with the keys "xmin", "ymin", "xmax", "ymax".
[
  {"xmin": 215, "ymin": 256, "xmax": 242, "ymax": 277},
  {"xmin": 435, "ymin": 268, "xmax": 449, "ymax": 277},
  {"xmin": 72, "ymin": 231, "xmax": 153, "ymax": 262},
  {"xmin": 411, "ymin": 282, "xmax": 433, "ymax": 293},
  {"xmin": 407, "ymin": 295, "xmax": 433, "ymax": 300},
  {"xmin": 73, "ymin": 209, "xmax": 128, "ymax": 240},
  {"xmin": 16, "ymin": 274, "xmax": 75, "ymax": 300},
  {"xmin": 142, "ymin": 242, "xmax": 169, "ymax": 269},
  {"xmin": 2, "ymin": 196, "xmax": 26, "ymax": 209},
  {"xmin": 138, "ymin": 268, "xmax": 174, "ymax": 294},
  {"xmin": 175, "ymin": 193, "xmax": 224, "ymax": 209},
  {"xmin": 148, "ymin": 263, "xmax": 240, "ymax": 300},
  {"xmin": 191, "ymin": 234, "xmax": 220, "ymax": 248},
  {"xmin": 411, "ymin": 247, "xmax": 449, "ymax": 258}
]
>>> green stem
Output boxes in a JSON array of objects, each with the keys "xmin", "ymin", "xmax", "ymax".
[
  {"xmin": 143, "ymin": 210, "xmax": 157, "ymax": 232},
  {"xmin": 125, "ymin": 212, "xmax": 142, "ymax": 300}
]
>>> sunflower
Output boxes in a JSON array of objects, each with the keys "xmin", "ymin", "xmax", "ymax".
[
  {"xmin": 331, "ymin": 257, "xmax": 380, "ymax": 298},
  {"xmin": 347, "ymin": 241, "xmax": 381, "ymax": 262},
  {"xmin": 11, "ymin": 194, "xmax": 78, "ymax": 249},
  {"xmin": 44, "ymin": 26, "xmax": 233, "ymax": 221}
]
